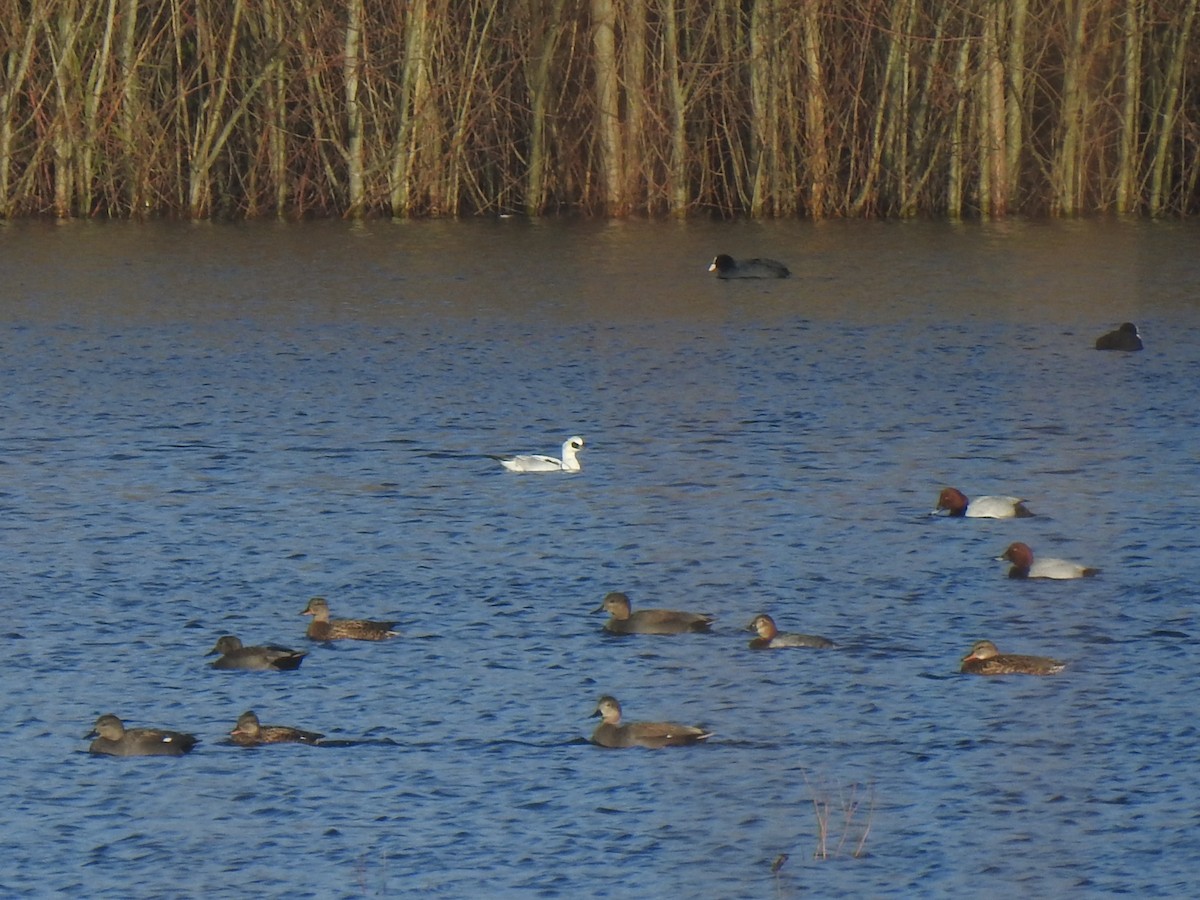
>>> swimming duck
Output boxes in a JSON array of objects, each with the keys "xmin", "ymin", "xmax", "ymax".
[
  {"xmin": 229, "ymin": 710, "xmax": 324, "ymax": 746},
  {"xmin": 934, "ymin": 487, "xmax": 1033, "ymax": 519},
  {"xmin": 998, "ymin": 542, "xmax": 1100, "ymax": 579},
  {"xmin": 590, "ymin": 695, "xmax": 712, "ymax": 749},
  {"xmin": 301, "ymin": 597, "xmax": 399, "ymax": 641},
  {"xmin": 746, "ymin": 613, "xmax": 834, "ymax": 649},
  {"xmin": 86, "ymin": 714, "xmax": 198, "ymax": 757},
  {"xmin": 496, "ymin": 436, "xmax": 584, "ymax": 473},
  {"xmin": 708, "ymin": 254, "xmax": 790, "ymax": 279},
  {"xmin": 595, "ymin": 591, "xmax": 714, "ymax": 635},
  {"xmin": 207, "ymin": 635, "xmax": 307, "ymax": 671},
  {"xmin": 1094, "ymin": 322, "xmax": 1143, "ymax": 351},
  {"xmin": 960, "ymin": 639, "xmax": 1066, "ymax": 675}
]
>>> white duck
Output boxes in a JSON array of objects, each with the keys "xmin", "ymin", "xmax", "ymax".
[{"xmin": 497, "ymin": 436, "xmax": 584, "ymax": 473}]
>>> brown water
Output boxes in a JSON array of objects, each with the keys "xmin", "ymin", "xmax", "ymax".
[{"xmin": 2, "ymin": 217, "xmax": 1199, "ymax": 897}]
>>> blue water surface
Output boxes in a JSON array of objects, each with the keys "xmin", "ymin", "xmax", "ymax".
[{"xmin": 2, "ymin": 218, "xmax": 1199, "ymax": 897}]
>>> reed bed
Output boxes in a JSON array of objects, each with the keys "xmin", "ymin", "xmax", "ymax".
[{"xmin": 1, "ymin": 0, "xmax": 1196, "ymax": 219}]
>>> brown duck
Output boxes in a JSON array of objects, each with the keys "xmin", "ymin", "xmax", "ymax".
[
  {"xmin": 86, "ymin": 714, "xmax": 198, "ymax": 757},
  {"xmin": 301, "ymin": 597, "xmax": 398, "ymax": 641},
  {"xmin": 746, "ymin": 613, "xmax": 834, "ymax": 649},
  {"xmin": 590, "ymin": 695, "xmax": 712, "ymax": 749},
  {"xmin": 960, "ymin": 640, "xmax": 1066, "ymax": 676},
  {"xmin": 207, "ymin": 635, "xmax": 307, "ymax": 671},
  {"xmin": 595, "ymin": 591, "xmax": 713, "ymax": 635},
  {"xmin": 229, "ymin": 710, "xmax": 324, "ymax": 746}
]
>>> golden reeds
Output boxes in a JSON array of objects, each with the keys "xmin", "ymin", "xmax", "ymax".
[{"xmin": 0, "ymin": 0, "xmax": 1196, "ymax": 219}]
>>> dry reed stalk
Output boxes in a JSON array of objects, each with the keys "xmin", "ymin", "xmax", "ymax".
[
  {"xmin": 803, "ymin": 772, "xmax": 874, "ymax": 861},
  {"xmin": 590, "ymin": 0, "xmax": 624, "ymax": 214},
  {"xmin": 902, "ymin": 3, "xmax": 952, "ymax": 216},
  {"xmin": 851, "ymin": 0, "xmax": 916, "ymax": 216},
  {"xmin": 980, "ymin": 4, "xmax": 1007, "ymax": 217},
  {"xmin": 446, "ymin": 0, "xmax": 503, "ymax": 215},
  {"xmin": 289, "ymin": 3, "xmax": 343, "ymax": 215},
  {"xmin": 1148, "ymin": 0, "xmax": 1198, "ymax": 215},
  {"xmin": 525, "ymin": 0, "xmax": 566, "ymax": 215},
  {"xmin": 622, "ymin": 0, "xmax": 647, "ymax": 211},
  {"xmin": 343, "ymin": 0, "xmax": 364, "ymax": 216},
  {"xmin": 662, "ymin": 0, "xmax": 688, "ymax": 215},
  {"xmin": 1115, "ymin": 0, "xmax": 1142, "ymax": 213},
  {"xmin": 184, "ymin": 0, "xmax": 277, "ymax": 217},
  {"xmin": 1005, "ymin": 0, "xmax": 1030, "ymax": 210},
  {"xmin": 46, "ymin": 4, "xmax": 84, "ymax": 217},
  {"xmin": 749, "ymin": 0, "xmax": 778, "ymax": 216},
  {"xmin": 0, "ymin": 6, "xmax": 46, "ymax": 216},
  {"xmin": 388, "ymin": 0, "xmax": 436, "ymax": 215},
  {"xmin": 800, "ymin": 0, "xmax": 830, "ymax": 218},
  {"xmin": 948, "ymin": 24, "xmax": 972, "ymax": 218},
  {"xmin": 260, "ymin": 0, "xmax": 289, "ymax": 217},
  {"xmin": 1051, "ymin": 0, "xmax": 1092, "ymax": 214}
]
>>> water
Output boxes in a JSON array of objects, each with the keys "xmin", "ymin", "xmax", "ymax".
[{"xmin": 2, "ymin": 217, "xmax": 1199, "ymax": 897}]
